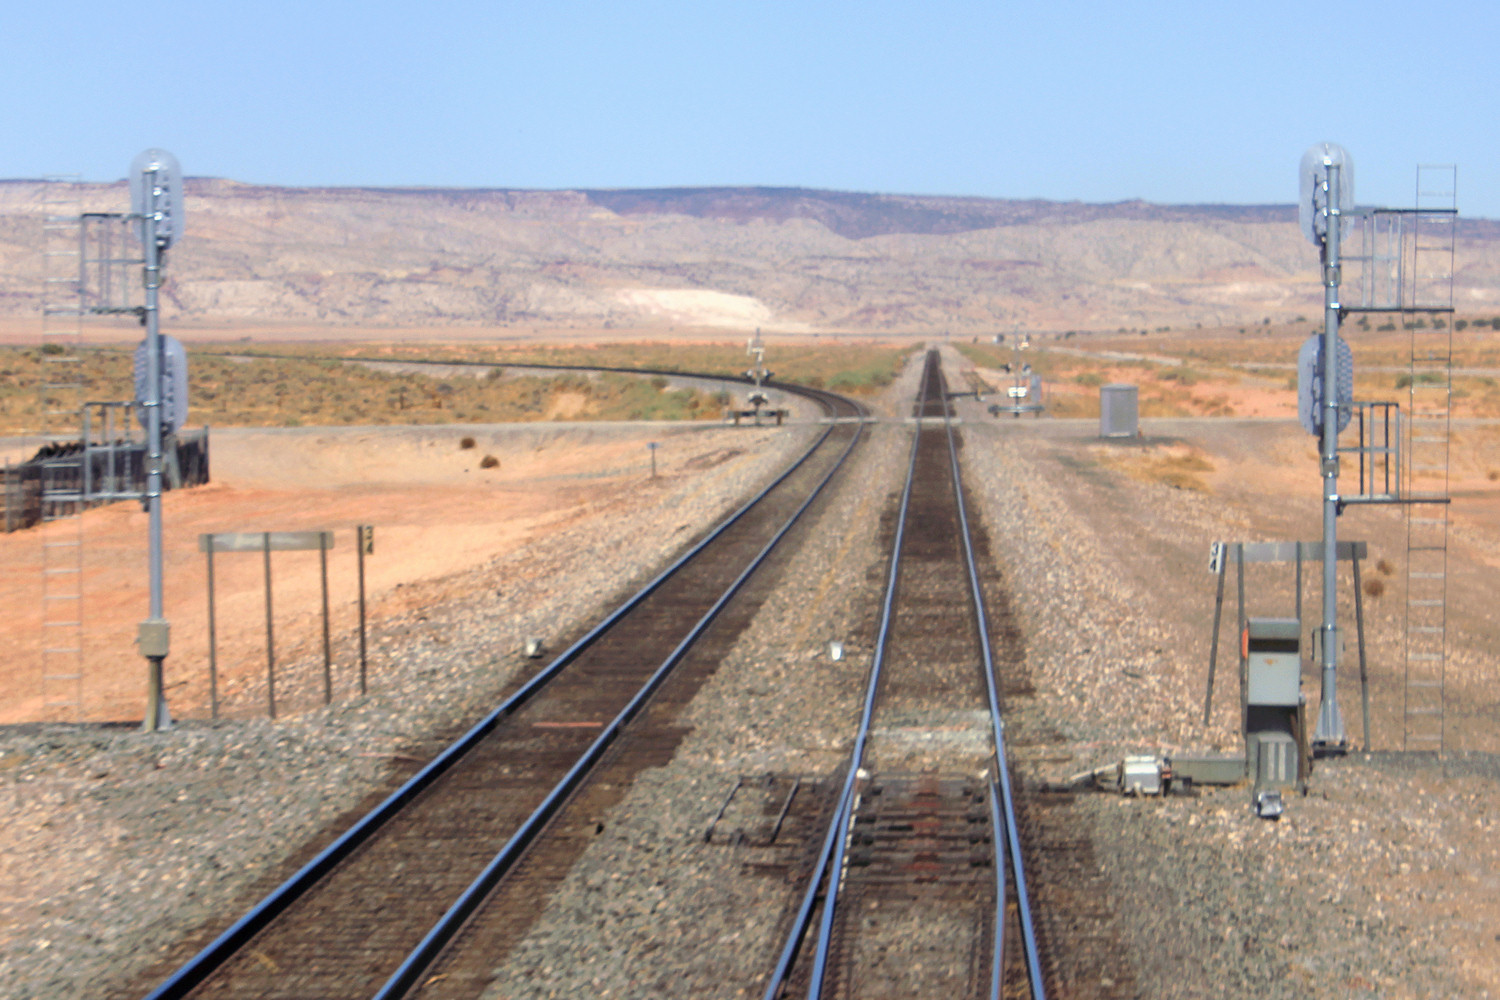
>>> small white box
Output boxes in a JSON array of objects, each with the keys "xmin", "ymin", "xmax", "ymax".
[{"xmin": 1121, "ymin": 755, "xmax": 1162, "ymax": 796}]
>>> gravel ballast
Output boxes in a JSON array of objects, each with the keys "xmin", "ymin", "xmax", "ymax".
[
  {"xmin": 0, "ymin": 418, "xmax": 822, "ymax": 1000},
  {"xmin": 5, "ymin": 347, "xmax": 1499, "ymax": 999},
  {"xmin": 953, "ymin": 344, "xmax": 1500, "ymax": 999}
]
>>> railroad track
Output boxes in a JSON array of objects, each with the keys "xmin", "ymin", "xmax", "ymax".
[
  {"xmin": 138, "ymin": 382, "xmax": 867, "ymax": 1000},
  {"xmin": 761, "ymin": 350, "xmax": 1045, "ymax": 1000}
]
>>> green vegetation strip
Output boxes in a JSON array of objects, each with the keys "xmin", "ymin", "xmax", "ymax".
[
  {"xmin": 0, "ymin": 342, "xmax": 907, "ymax": 433},
  {"xmin": 214, "ymin": 341, "xmax": 906, "ymax": 394}
]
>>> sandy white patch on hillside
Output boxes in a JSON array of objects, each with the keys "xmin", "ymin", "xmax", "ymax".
[{"xmin": 616, "ymin": 288, "xmax": 775, "ymax": 329}]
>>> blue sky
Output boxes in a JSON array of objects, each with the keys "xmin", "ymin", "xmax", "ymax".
[{"xmin": 5, "ymin": 1, "xmax": 1497, "ymax": 216}]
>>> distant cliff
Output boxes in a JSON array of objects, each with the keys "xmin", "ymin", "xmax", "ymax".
[{"xmin": 2, "ymin": 179, "xmax": 1496, "ymax": 332}]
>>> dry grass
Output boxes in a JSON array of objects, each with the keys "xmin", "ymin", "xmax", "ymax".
[
  {"xmin": 955, "ymin": 343, "xmax": 1240, "ymax": 419},
  {"xmin": 1093, "ymin": 443, "xmax": 1216, "ymax": 493},
  {"xmin": 212, "ymin": 341, "xmax": 909, "ymax": 398},
  {"xmin": 0, "ymin": 343, "xmax": 846, "ymax": 434},
  {"xmin": 959, "ymin": 319, "xmax": 1500, "ymax": 421}
]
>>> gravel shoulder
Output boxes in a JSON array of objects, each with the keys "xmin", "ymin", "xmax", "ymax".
[
  {"xmin": 953, "ymin": 351, "xmax": 1500, "ymax": 998},
  {"xmin": 5, "ymin": 342, "xmax": 1499, "ymax": 999},
  {"xmin": 0, "ymin": 415, "xmax": 823, "ymax": 1000}
]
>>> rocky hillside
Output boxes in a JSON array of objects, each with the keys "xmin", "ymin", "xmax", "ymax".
[{"xmin": 2, "ymin": 179, "xmax": 1496, "ymax": 333}]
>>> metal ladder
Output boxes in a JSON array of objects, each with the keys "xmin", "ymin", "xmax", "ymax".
[
  {"xmin": 38, "ymin": 178, "xmax": 87, "ymax": 722},
  {"xmin": 1401, "ymin": 165, "xmax": 1457, "ymax": 753}
]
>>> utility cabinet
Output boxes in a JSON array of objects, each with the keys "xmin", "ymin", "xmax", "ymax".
[
  {"xmin": 1246, "ymin": 618, "xmax": 1301, "ymax": 707},
  {"xmin": 1099, "ymin": 384, "xmax": 1138, "ymax": 438},
  {"xmin": 1243, "ymin": 617, "xmax": 1310, "ymax": 815}
]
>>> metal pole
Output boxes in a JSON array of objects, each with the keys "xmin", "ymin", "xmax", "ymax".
[
  {"xmin": 1395, "ymin": 406, "xmax": 1403, "ymax": 499},
  {"xmin": 1203, "ymin": 544, "xmax": 1227, "ymax": 726},
  {"xmin": 320, "ymin": 536, "xmax": 332, "ymax": 705},
  {"xmin": 1237, "ymin": 543, "xmax": 1247, "ymax": 734},
  {"xmin": 1353, "ymin": 553, "xmax": 1371, "ymax": 751},
  {"xmin": 1356, "ymin": 408, "xmax": 1366, "ymax": 496},
  {"xmin": 1315, "ymin": 160, "xmax": 1347, "ymax": 752},
  {"xmin": 82, "ymin": 404, "xmax": 92, "ymax": 504},
  {"xmin": 263, "ymin": 532, "xmax": 276, "ymax": 720},
  {"xmin": 206, "ymin": 538, "xmax": 218, "ymax": 720},
  {"xmin": 1385, "ymin": 405, "xmax": 1394, "ymax": 497},
  {"xmin": 106, "ymin": 405, "xmax": 115, "ymax": 496},
  {"xmin": 357, "ymin": 525, "xmax": 368, "ymax": 696},
  {"xmin": 76, "ymin": 210, "xmax": 87, "ymax": 311},
  {"xmin": 97, "ymin": 217, "xmax": 108, "ymax": 307},
  {"xmin": 140, "ymin": 185, "xmax": 170, "ymax": 732},
  {"xmin": 1295, "ymin": 541, "xmax": 1303, "ymax": 628}
]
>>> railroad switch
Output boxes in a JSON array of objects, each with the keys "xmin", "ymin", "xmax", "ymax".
[{"xmin": 1048, "ymin": 620, "xmax": 1312, "ymax": 819}]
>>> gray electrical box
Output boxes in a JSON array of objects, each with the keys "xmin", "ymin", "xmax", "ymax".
[
  {"xmin": 1100, "ymin": 384, "xmax": 1138, "ymax": 438},
  {"xmin": 1246, "ymin": 618, "xmax": 1301, "ymax": 707},
  {"xmin": 1242, "ymin": 617, "xmax": 1308, "ymax": 810},
  {"xmin": 1250, "ymin": 731, "xmax": 1299, "ymax": 788}
]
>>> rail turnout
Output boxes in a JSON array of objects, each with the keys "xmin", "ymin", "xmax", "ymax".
[{"xmin": 761, "ymin": 351, "xmax": 1044, "ymax": 1000}]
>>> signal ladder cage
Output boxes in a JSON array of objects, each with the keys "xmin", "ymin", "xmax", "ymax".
[
  {"xmin": 1337, "ymin": 165, "xmax": 1458, "ymax": 753},
  {"xmin": 35, "ymin": 183, "xmax": 146, "ymax": 722}
]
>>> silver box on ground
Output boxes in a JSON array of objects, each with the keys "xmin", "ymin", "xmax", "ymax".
[
  {"xmin": 1121, "ymin": 755, "xmax": 1162, "ymax": 795},
  {"xmin": 1100, "ymin": 384, "xmax": 1138, "ymax": 438}
]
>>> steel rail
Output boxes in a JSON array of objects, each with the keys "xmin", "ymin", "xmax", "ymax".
[
  {"xmin": 760, "ymin": 359, "xmax": 929, "ymax": 1000},
  {"xmin": 763, "ymin": 351, "xmax": 1042, "ymax": 1000},
  {"xmin": 943, "ymin": 388, "xmax": 1047, "ymax": 999},
  {"xmin": 142, "ymin": 383, "xmax": 863, "ymax": 1000},
  {"xmin": 375, "ymin": 408, "xmax": 865, "ymax": 999},
  {"xmin": 804, "ymin": 372, "xmax": 934, "ymax": 1000},
  {"xmin": 986, "ymin": 778, "xmax": 1007, "ymax": 1000}
]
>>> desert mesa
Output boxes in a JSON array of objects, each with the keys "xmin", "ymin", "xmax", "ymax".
[{"xmin": 3, "ymin": 180, "xmax": 1500, "ymax": 334}]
